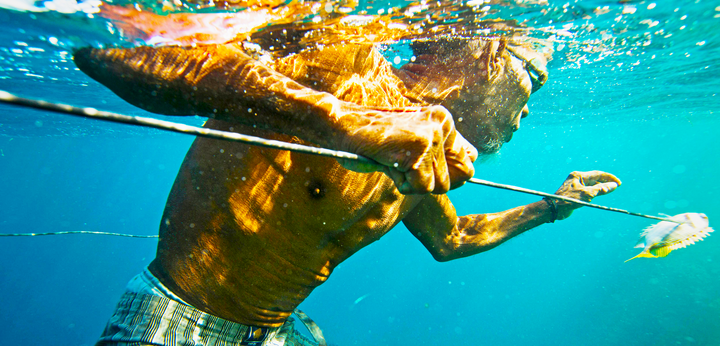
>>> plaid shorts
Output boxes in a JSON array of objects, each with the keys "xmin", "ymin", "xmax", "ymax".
[{"xmin": 96, "ymin": 272, "xmax": 289, "ymax": 346}]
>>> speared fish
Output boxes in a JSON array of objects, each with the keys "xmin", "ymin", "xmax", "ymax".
[{"xmin": 626, "ymin": 213, "xmax": 713, "ymax": 262}]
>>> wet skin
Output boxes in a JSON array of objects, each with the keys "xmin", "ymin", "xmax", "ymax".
[{"xmin": 74, "ymin": 39, "xmax": 620, "ymax": 327}]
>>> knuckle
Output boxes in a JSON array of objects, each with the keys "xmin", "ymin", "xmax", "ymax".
[
  {"xmin": 418, "ymin": 183, "xmax": 433, "ymax": 194},
  {"xmin": 429, "ymin": 105, "xmax": 453, "ymax": 125},
  {"xmin": 434, "ymin": 186, "xmax": 450, "ymax": 194}
]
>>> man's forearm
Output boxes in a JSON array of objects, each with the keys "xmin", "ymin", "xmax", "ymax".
[
  {"xmin": 73, "ymin": 44, "xmax": 348, "ymax": 148},
  {"xmin": 440, "ymin": 200, "xmax": 555, "ymax": 261}
]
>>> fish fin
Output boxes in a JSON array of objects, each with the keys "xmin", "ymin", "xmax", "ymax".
[
  {"xmin": 638, "ymin": 219, "xmax": 679, "ymax": 239},
  {"xmin": 659, "ymin": 226, "xmax": 714, "ymax": 249},
  {"xmin": 637, "ymin": 224, "xmax": 656, "ymax": 238},
  {"xmin": 625, "ymin": 250, "xmax": 657, "ymax": 263}
]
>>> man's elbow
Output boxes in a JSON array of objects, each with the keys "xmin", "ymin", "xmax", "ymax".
[
  {"xmin": 428, "ymin": 244, "xmax": 460, "ymax": 262},
  {"xmin": 427, "ymin": 238, "xmax": 494, "ymax": 262}
]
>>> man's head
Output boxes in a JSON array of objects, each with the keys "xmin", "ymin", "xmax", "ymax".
[{"xmin": 397, "ymin": 37, "xmax": 550, "ymax": 154}]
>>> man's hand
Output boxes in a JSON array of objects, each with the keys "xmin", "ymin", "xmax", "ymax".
[
  {"xmin": 553, "ymin": 170, "xmax": 622, "ymax": 220},
  {"xmin": 336, "ymin": 104, "xmax": 477, "ymax": 195}
]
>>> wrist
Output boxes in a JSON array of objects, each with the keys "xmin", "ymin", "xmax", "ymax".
[
  {"xmin": 319, "ymin": 99, "xmax": 374, "ymax": 153},
  {"xmin": 542, "ymin": 197, "xmax": 558, "ymax": 223},
  {"xmin": 284, "ymin": 92, "xmax": 351, "ymax": 149}
]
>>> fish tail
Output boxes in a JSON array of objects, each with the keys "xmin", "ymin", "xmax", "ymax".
[{"xmin": 624, "ymin": 250, "xmax": 657, "ymax": 263}]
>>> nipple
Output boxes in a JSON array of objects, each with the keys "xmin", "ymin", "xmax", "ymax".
[{"xmin": 307, "ymin": 180, "xmax": 326, "ymax": 199}]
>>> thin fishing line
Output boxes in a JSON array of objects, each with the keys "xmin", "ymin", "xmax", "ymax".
[
  {"xmin": 0, "ymin": 90, "xmax": 680, "ymax": 236},
  {"xmin": 0, "ymin": 231, "xmax": 158, "ymax": 238}
]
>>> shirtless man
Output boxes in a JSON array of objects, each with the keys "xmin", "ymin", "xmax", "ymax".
[{"xmin": 75, "ymin": 23, "xmax": 620, "ymax": 345}]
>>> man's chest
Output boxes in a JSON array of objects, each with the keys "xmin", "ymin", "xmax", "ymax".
[{"xmin": 184, "ymin": 137, "xmax": 422, "ymax": 249}]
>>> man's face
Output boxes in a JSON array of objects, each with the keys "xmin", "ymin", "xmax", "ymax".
[{"xmin": 443, "ymin": 43, "xmax": 548, "ymax": 154}]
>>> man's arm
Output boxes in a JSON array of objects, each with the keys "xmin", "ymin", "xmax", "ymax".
[
  {"xmin": 403, "ymin": 171, "xmax": 621, "ymax": 261},
  {"xmin": 73, "ymin": 44, "xmax": 476, "ymax": 194},
  {"xmin": 403, "ymin": 194, "xmax": 554, "ymax": 262},
  {"xmin": 72, "ymin": 44, "xmax": 378, "ymax": 145}
]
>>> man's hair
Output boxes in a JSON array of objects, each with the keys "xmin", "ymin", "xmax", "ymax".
[
  {"xmin": 399, "ymin": 36, "xmax": 510, "ymax": 104},
  {"xmin": 409, "ymin": 36, "xmax": 505, "ymax": 58},
  {"xmin": 400, "ymin": 33, "xmax": 551, "ymax": 103}
]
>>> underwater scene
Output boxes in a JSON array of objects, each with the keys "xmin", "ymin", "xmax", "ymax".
[{"xmin": 0, "ymin": 0, "xmax": 719, "ymax": 345}]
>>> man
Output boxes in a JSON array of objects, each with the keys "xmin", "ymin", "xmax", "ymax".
[{"xmin": 74, "ymin": 7, "xmax": 620, "ymax": 345}]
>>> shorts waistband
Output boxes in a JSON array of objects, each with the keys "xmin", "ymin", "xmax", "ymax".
[{"xmin": 125, "ymin": 267, "xmax": 189, "ymax": 305}]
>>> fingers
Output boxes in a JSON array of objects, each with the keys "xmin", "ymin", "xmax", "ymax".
[
  {"xmin": 572, "ymin": 170, "xmax": 621, "ymax": 197},
  {"xmin": 445, "ymin": 129, "xmax": 477, "ymax": 189},
  {"xmin": 405, "ymin": 114, "xmax": 476, "ymax": 194},
  {"xmin": 587, "ymin": 181, "xmax": 619, "ymax": 197},
  {"xmin": 390, "ymin": 132, "xmax": 475, "ymax": 194},
  {"xmin": 549, "ymin": 170, "xmax": 621, "ymax": 221},
  {"xmin": 339, "ymin": 104, "xmax": 475, "ymax": 195},
  {"xmin": 432, "ymin": 151, "xmax": 451, "ymax": 193},
  {"xmin": 385, "ymin": 167, "xmax": 407, "ymax": 192},
  {"xmin": 575, "ymin": 170, "xmax": 622, "ymax": 186},
  {"xmin": 400, "ymin": 165, "xmax": 440, "ymax": 194},
  {"xmin": 394, "ymin": 147, "xmax": 451, "ymax": 194}
]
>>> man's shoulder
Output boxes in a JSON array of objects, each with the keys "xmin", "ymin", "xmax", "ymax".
[{"xmin": 272, "ymin": 44, "xmax": 416, "ymax": 109}]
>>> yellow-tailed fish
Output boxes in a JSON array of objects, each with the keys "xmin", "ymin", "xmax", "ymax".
[{"xmin": 626, "ymin": 213, "xmax": 713, "ymax": 262}]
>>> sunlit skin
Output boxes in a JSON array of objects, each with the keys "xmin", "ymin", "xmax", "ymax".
[{"xmin": 75, "ymin": 34, "xmax": 621, "ymax": 328}]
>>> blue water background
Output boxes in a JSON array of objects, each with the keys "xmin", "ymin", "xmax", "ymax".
[{"xmin": 1, "ymin": 1, "xmax": 719, "ymax": 345}]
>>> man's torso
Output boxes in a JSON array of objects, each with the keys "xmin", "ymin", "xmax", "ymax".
[{"xmin": 151, "ymin": 44, "xmax": 429, "ymax": 327}]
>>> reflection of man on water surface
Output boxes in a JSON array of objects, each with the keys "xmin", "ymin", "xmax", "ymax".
[{"xmin": 76, "ymin": 4, "xmax": 621, "ymax": 345}]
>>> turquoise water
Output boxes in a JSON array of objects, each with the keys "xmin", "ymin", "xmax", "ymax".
[{"xmin": 1, "ymin": 1, "xmax": 719, "ymax": 345}]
